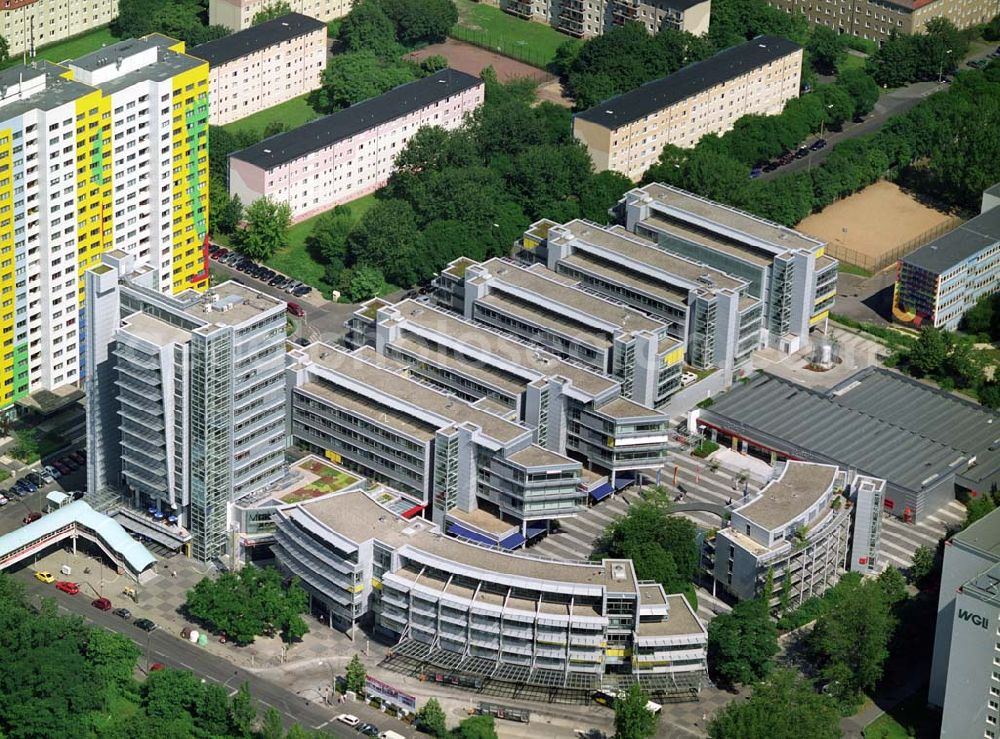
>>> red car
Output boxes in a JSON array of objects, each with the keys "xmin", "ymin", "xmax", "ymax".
[
  {"xmin": 149, "ymin": 663, "xmax": 165, "ymax": 672},
  {"xmin": 22, "ymin": 512, "xmax": 42, "ymax": 524},
  {"xmin": 286, "ymin": 302, "xmax": 305, "ymax": 318},
  {"xmin": 55, "ymin": 581, "xmax": 80, "ymax": 595},
  {"xmin": 91, "ymin": 597, "xmax": 112, "ymax": 611}
]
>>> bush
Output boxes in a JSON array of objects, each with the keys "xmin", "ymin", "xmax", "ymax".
[{"xmin": 692, "ymin": 440, "xmax": 720, "ymax": 458}]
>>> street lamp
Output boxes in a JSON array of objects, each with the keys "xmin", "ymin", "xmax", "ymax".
[{"xmin": 939, "ymin": 48, "xmax": 953, "ymax": 83}]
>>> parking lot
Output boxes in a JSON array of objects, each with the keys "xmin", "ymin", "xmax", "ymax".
[{"xmin": 0, "ymin": 446, "xmax": 88, "ymax": 536}]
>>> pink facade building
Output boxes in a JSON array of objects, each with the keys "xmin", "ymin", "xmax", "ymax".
[
  {"xmin": 190, "ymin": 13, "xmax": 327, "ymax": 126},
  {"xmin": 228, "ymin": 69, "xmax": 485, "ymax": 223}
]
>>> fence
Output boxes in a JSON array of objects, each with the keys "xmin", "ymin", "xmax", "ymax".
[
  {"xmin": 448, "ymin": 26, "xmax": 554, "ymax": 73},
  {"xmin": 825, "ymin": 214, "xmax": 964, "ymax": 273}
]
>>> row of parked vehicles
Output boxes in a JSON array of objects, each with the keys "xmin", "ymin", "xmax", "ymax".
[
  {"xmin": 209, "ymin": 244, "xmax": 313, "ymax": 298},
  {"xmin": 0, "ymin": 449, "xmax": 86, "ymax": 507},
  {"xmin": 752, "ymin": 138, "xmax": 827, "ymax": 177},
  {"xmin": 334, "ymin": 714, "xmax": 403, "ymax": 739},
  {"xmin": 34, "ymin": 572, "xmax": 157, "ymax": 629}
]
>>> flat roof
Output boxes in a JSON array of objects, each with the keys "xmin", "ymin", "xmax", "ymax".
[
  {"xmin": 69, "ymin": 36, "xmax": 205, "ymax": 96},
  {"xmin": 703, "ymin": 368, "xmax": 1000, "ymax": 495},
  {"xmin": 0, "ymin": 65, "xmax": 94, "ymax": 120},
  {"xmin": 295, "ymin": 490, "xmax": 638, "ymax": 591},
  {"xmin": 735, "ymin": 461, "xmax": 838, "ymax": 530},
  {"xmin": 391, "ymin": 336, "xmax": 525, "ymax": 396},
  {"xmin": 643, "ymin": 216, "xmax": 772, "ymax": 268},
  {"xmin": 180, "ymin": 281, "xmax": 284, "ymax": 326},
  {"xmin": 477, "ymin": 258, "xmax": 664, "ymax": 335},
  {"xmin": 388, "ymin": 300, "xmax": 619, "ymax": 398},
  {"xmin": 231, "ymin": 69, "xmax": 482, "ymax": 170},
  {"xmin": 902, "ymin": 207, "xmax": 1000, "ymax": 275},
  {"xmin": 594, "ymin": 396, "xmax": 666, "ymax": 421},
  {"xmin": 953, "ymin": 506, "xmax": 1000, "ymax": 560},
  {"xmin": 560, "ymin": 253, "xmax": 689, "ymax": 307},
  {"xmin": 297, "ymin": 343, "xmax": 529, "ymax": 445},
  {"xmin": 508, "ymin": 445, "xmax": 579, "ymax": 469},
  {"xmin": 561, "ymin": 220, "xmax": 745, "ymax": 292},
  {"xmin": 189, "ymin": 13, "xmax": 325, "ymax": 67},
  {"xmin": 636, "ymin": 594, "xmax": 705, "ymax": 637},
  {"xmin": 120, "ymin": 312, "xmax": 191, "ymax": 346},
  {"xmin": 640, "ymin": 183, "xmax": 824, "ymax": 255},
  {"xmin": 575, "ymin": 36, "xmax": 801, "ymax": 129},
  {"xmin": 447, "ymin": 507, "xmax": 517, "ymax": 535}
]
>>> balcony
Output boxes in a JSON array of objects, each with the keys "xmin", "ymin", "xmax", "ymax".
[
  {"xmin": 504, "ymin": 0, "xmax": 533, "ymax": 18},
  {"xmin": 612, "ymin": 0, "xmax": 639, "ymax": 24}
]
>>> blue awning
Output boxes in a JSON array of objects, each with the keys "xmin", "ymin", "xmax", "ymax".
[
  {"xmin": 590, "ymin": 482, "xmax": 615, "ymax": 501},
  {"xmin": 614, "ymin": 476, "xmax": 635, "ymax": 490},
  {"xmin": 500, "ymin": 532, "xmax": 526, "ymax": 550},
  {"xmin": 525, "ymin": 522, "xmax": 547, "ymax": 539},
  {"xmin": 447, "ymin": 523, "xmax": 498, "ymax": 548}
]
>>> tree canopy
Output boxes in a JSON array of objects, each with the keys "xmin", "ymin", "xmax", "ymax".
[
  {"xmin": 252, "ymin": 0, "xmax": 292, "ymax": 25},
  {"xmin": 613, "ymin": 684, "xmax": 659, "ymax": 739},
  {"xmin": 866, "ymin": 19, "xmax": 968, "ymax": 86},
  {"xmin": 707, "ymin": 669, "xmax": 841, "ymax": 739},
  {"xmin": 236, "ymin": 198, "xmax": 292, "ymax": 262},
  {"xmin": 185, "ymin": 566, "xmax": 309, "ymax": 645},
  {"xmin": 707, "ymin": 599, "xmax": 779, "ymax": 687},
  {"xmin": 115, "ymin": 0, "xmax": 229, "ymax": 46}
]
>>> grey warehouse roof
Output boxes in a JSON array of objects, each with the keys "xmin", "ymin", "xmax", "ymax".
[
  {"xmin": 575, "ymin": 36, "xmax": 801, "ymax": 129},
  {"xmin": 702, "ymin": 368, "xmax": 1000, "ymax": 495},
  {"xmin": 189, "ymin": 13, "xmax": 325, "ymax": 67},
  {"xmin": 902, "ymin": 206, "xmax": 1000, "ymax": 275},
  {"xmin": 231, "ymin": 68, "xmax": 482, "ymax": 170}
]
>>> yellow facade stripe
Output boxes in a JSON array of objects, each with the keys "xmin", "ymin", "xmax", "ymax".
[
  {"xmin": 814, "ymin": 290, "xmax": 836, "ymax": 306},
  {"xmin": 810, "ymin": 310, "xmax": 830, "ymax": 326},
  {"xmin": 0, "ymin": 127, "xmax": 15, "ymax": 403},
  {"xmin": 664, "ymin": 346, "xmax": 685, "ymax": 366}
]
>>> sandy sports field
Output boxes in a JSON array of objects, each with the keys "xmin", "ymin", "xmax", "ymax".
[
  {"xmin": 796, "ymin": 181, "xmax": 958, "ymax": 271},
  {"xmin": 405, "ymin": 40, "xmax": 572, "ymax": 107}
]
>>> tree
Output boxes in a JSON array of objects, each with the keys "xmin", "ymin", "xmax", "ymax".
[
  {"xmin": 338, "ymin": 0, "xmax": 397, "ymax": 56},
  {"xmin": 836, "ymin": 68, "xmax": 880, "ymax": 117},
  {"xmin": 909, "ymin": 544, "xmax": 936, "ymax": 584},
  {"xmin": 602, "ymin": 503, "xmax": 699, "ymax": 594},
  {"xmin": 236, "ymin": 198, "xmax": 291, "ymax": 262},
  {"xmin": 876, "ymin": 565, "xmax": 908, "ymax": 606},
  {"xmin": 981, "ymin": 380, "xmax": 1000, "ymax": 410},
  {"xmin": 345, "ymin": 654, "xmax": 367, "ymax": 696},
  {"xmin": 0, "ymin": 35, "xmax": 8, "ymax": 65},
  {"xmin": 454, "ymin": 714, "xmax": 498, "ymax": 739},
  {"xmin": 305, "ymin": 205, "xmax": 354, "ymax": 275},
  {"xmin": 578, "ymin": 170, "xmax": 634, "ymax": 223},
  {"xmin": 415, "ymin": 697, "xmax": 448, "ymax": 737},
  {"xmin": 778, "ymin": 565, "xmax": 793, "ymax": 614},
  {"xmin": 420, "ymin": 54, "xmax": 449, "ymax": 74},
  {"xmin": 260, "ymin": 706, "xmax": 284, "ymax": 739},
  {"xmin": 613, "ymin": 683, "xmax": 658, "ymax": 739},
  {"xmin": 309, "ymin": 51, "xmax": 417, "ymax": 113},
  {"xmin": 10, "ymin": 428, "xmax": 39, "ymax": 462},
  {"xmin": 707, "ymin": 599, "xmax": 779, "ymax": 686},
  {"xmin": 211, "ymin": 187, "xmax": 242, "ymax": 236},
  {"xmin": 229, "ymin": 682, "xmax": 256, "ymax": 738},
  {"xmin": 339, "ymin": 266, "xmax": 387, "ymax": 302},
  {"xmin": 965, "ymin": 493, "xmax": 998, "ymax": 528},
  {"xmin": 84, "ymin": 629, "xmax": 142, "ymax": 694},
  {"xmin": 197, "ymin": 683, "xmax": 232, "ymax": 736},
  {"xmin": 907, "ymin": 326, "xmax": 949, "ymax": 377},
  {"xmin": 986, "ymin": 13, "xmax": 1000, "ymax": 41},
  {"xmin": 808, "ymin": 573, "xmax": 897, "ymax": 707},
  {"xmin": 380, "ymin": 0, "xmax": 457, "ymax": 46},
  {"xmin": 707, "ymin": 669, "xmax": 840, "ymax": 739},
  {"xmin": 347, "ymin": 199, "xmax": 425, "ymax": 286},
  {"xmin": 252, "ymin": 0, "xmax": 292, "ymax": 25},
  {"xmin": 808, "ymin": 27, "xmax": 846, "ymax": 76}
]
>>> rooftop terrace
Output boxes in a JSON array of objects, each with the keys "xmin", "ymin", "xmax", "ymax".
[{"xmin": 735, "ymin": 461, "xmax": 839, "ymax": 530}]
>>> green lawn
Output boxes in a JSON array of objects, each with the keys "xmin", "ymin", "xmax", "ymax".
[
  {"xmin": 221, "ymin": 94, "xmax": 320, "ymax": 138},
  {"xmin": 837, "ymin": 261, "xmax": 873, "ymax": 277},
  {"xmin": 864, "ymin": 688, "xmax": 940, "ymax": 739},
  {"xmin": 452, "ymin": 0, "xmax": 575, "ymax": 69},
  {"xmin": 263, "ymin": 193, "xmax": 379, "ymax": 297},
  {"xmin": 837, "ymin": 53, "xmax": 867, "ymax": 74},
  {"xmin": 2, "ymin": 27, "xmax": 118, "ymax": 69}
]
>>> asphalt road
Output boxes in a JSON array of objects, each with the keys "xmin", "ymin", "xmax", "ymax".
[
  {"xmin": 13, "ymin": 569, "xmax": 382, "ymax": 738},
  {"xmin": 760, "ymin": 79, "xmax": 948, "ymax": 180}
]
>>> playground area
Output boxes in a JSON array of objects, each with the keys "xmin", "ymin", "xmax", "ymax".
[{"xmin": 796, "ymin": 181, "xmax": 960, "ymax": 272}]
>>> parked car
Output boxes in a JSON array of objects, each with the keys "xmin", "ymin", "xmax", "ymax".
[
  {"xmin": 284, "ymin": 281, "xmax": 302, "ymax": 294},
  {"xmin": 809, "ymin": 138, "xmax": 827, "ymax": 151},
  {"xmin": 55, "ymin": 581, "xmax": 80, "ymax": 595},
  {"xmin": 335, "ymin": 715, "xmax": 360, "ymax": 728},
  {"xmin": 61, "ymin": 457, "xmax": 79, "ymax": 471},
  {"xmin": 134, "ymin": 618, "xmax": 157, "ymax": 632},
  {"xmin": 112, "ymin": 608, "xmax": 132, "ymax": 620},
  {"xmin": 70, "ymin": 450, "xmax": 86, "ymax": 464},
  {"xmin": 149, "ymin": 663, "xmax": 165, "ymax": 671},
  {"xmin": 22, "ymin": 511, "xmax": 42, "ymax": 524},
  {"xmin": 0, "ymin": 495, "xmax": 8, "ymax": 506},
  {"xmin": 44, "ymin": 464, "xmax": 61, "ymax": 480},
  {"xmin": 794, "ymin": 146, "xmax": 810, "ymax": 159},
  {"xmin": 357, "ymin": 723, "xmax": 379, "ymax": 737},
  {"xmin": 92, "ymin": 597, "xmax": 112, "ymax": 611},
  {"xmin": 72, "ymin": 491, "xmax": 86, "ymax": 501},
  {"xmin": 293, "ymin": 285, "xmax": 311, "ymax": 297},
  {"xmin": 54, "ymin": 462, "xmax": 71, "ymax": 476},
  {"xmin": 26, "ymin": 471, "xmax": 44, "ymax": 486},
  {"xmin": 286, "ymin": 302, "xmax": 305, "ymax": 318},
  {"xmin": 37, "ymin": 468, "xmax": 54, "ymax": 484},
  {"xmin": 35, "ymin": 571, "xmax": 55, "ymax": 583}
]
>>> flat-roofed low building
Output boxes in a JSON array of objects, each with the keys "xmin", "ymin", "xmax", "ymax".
[
  {"xmin": 622, "ymin": 183, "xmax": 837, "ymax": 354},
  {"xmin": 711, "ymin": 461, "xmax": 884, "ymax": 607},
  {"xmin": 271, "ymin": 488, "xmax": 708, "ymax": 699},
  {"xmin": 893, "ymin": 195, "xmax": 1000, "ymax": 331},
  {"xmin": 573, "ymin": 36, "xmax": 802, "ymax": 180},
  {"xmin": 190, "ymin": 13, "xmax": 327, "ymax": 126},
  {"xmin": 209, "ymin": 0, "xmax": 351, "ymax": 30},
  {"xmin": 229, "ymin": 69, "xmax": 484, "ymax": 222},
  {"xmin": 520, "ymin": 218, "xmax": 762, "ymax": 384},
  {"xmin": 434, "ymin": 257, "xmax": 684, "ymax": 406},
  {"xmin": 344, "ymin": 299, "xmax": 672, "ymax": 492},
  {"xmin": 286, "ymin": 342, "xmax": 585, "ymax": 548}
]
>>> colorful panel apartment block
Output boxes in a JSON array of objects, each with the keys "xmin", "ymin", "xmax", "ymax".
[
  {"xmin": 229, "ymin": 69, "xmax": 484, "ymax": 223},
  {"xmin": 209, "ymin": 0, "xmax": 351, "ymax": 31},
  {"xmin": 190, "ymin": 12, "xmax": 327, "ymax": 126},
  {"xmin": 0, "ymin": 34, "xmax": 209, "ymax": 416}
]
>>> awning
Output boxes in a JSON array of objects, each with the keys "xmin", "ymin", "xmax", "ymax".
[
  {"xmin": 614, "ymin": 476, "xmax": 635, "ymax": 491},
  {"xmin": 113, "ymin": 513, "xmax": 189, "ymax": 550},
  {"xmin": 500, "ymin": 532, "xmax": 526, "ymax": 550},
  {"xmin": 589, "ymin": 482, "xmax": 614, "ymax": 501},
  {"xmin": 446, "ymin": 523, "xmax": 497, "ymax": 548},
  {"xmin": 525, "ymin": 522, "xmax": 547, "ymax": 539},
  {"xmin": 402, "ymin": 504, "xmax": 426, "ymax": 519}
]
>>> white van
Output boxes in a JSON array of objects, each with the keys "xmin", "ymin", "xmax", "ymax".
[{"xmin": 378, "ymin": 731, "xmax": 406, "ymax": 739}]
